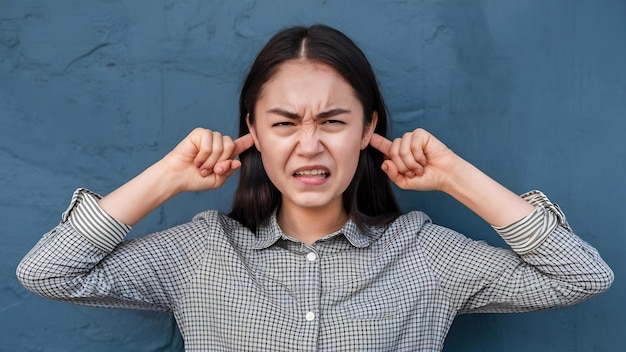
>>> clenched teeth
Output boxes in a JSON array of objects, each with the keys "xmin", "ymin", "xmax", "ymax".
[{"xmin": 294, "ymin": 169, "xmax": 329, "ymax": 177}]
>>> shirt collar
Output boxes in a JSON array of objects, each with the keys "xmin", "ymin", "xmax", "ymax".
[
  {"xmin": 252, "ymin": 211, "xmax": 379, "ymax": 249},
  {"xmin": 252, "ymin": 212, "xmax": 284, "ymax": 249}
]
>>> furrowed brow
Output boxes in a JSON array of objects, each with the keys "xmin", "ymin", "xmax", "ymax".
[
  {"xmin": 266, "ymin": 108, "xmax": 351, "ymax": 120},
  {"xmin": 316, "ymin": 108, "xmax": 351, "ymax": 119},
  {"xmin": 266, "ymin": 108, "xmax": 301, "ymax": 119}
]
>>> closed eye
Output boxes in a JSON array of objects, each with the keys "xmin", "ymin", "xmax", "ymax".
[{"xmin": 322, "ymin": 119, "xmax": 344, "ymax": 125}]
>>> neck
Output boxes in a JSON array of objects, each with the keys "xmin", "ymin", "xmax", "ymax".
[{"xmin": 277, "ymin": 198, "xmax": 348, "ymax": 245}]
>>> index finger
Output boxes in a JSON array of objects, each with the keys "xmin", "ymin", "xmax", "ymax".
[
  {"xmin": 231, "ymin": 133, "xmax": 255, "ymax": 157},
  {"xmin": 369, "ymin": 133, "xmax": 392, "ymax": 156}
]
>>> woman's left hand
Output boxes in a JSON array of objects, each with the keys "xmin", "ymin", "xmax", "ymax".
[
  {"xmin": 369, "ymin": 128, "xmax": 460, "ymax": 192},
  {"xmin": 370, "ymin": 128, "xmax": 537, "ymax": 226}
]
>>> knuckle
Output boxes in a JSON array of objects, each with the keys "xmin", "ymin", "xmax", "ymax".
[
  {"xmin": 398, "ymin": 148, "xmax": 411, "ymax": 157},
  {"xmin": 223, "ymin": 136, "xmax": 235, "ymax": 150}
]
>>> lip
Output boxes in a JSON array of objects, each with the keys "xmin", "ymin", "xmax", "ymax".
[{"xmin": 292, "ymin": 165, "xmax": 331, "ymax": 186}]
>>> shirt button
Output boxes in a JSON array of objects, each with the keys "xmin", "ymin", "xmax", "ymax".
[
  {"xmin": 305, "ymin": 311, "xmax": 316, "ymax": 321},
  {"xmin": 306, "ymin": 252, "xmax": 317, "ymax": 262}
]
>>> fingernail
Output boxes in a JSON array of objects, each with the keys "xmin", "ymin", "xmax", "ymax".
[{"xmin": 405, "ymin": 172, "xmax": 415, "ymax": 178}]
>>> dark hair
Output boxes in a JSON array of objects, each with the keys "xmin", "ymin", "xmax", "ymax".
[{"xmin": 229, "ymin": 24, "xmax": 401, "ymax": 233}]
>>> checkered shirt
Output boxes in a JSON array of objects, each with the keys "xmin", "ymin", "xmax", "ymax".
[{"xmin": 17, "ymin": 189, "xmax": 613, "ymax": 351}]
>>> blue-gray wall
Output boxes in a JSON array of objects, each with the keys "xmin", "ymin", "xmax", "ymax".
[{"xmin": 1, "ymin": 0, "xmax": 624, "ymax": 351}]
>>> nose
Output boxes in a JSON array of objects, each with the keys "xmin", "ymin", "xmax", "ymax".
[{"xmin": 295, "ymin": 126, "xmax": 324, "ymax": 158}]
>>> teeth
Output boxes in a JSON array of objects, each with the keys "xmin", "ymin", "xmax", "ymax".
[{"xmin": 295, "ymin": 169, "xmax": 328, "ymax": 176}]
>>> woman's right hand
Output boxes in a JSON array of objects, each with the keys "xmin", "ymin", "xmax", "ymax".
[
  {"xmin": 98, "ymin": 128, "xmax": 254, "ymax": 226},
  {"xmin": 163, "ymin": 128, "xmax": 254, "ymax": 193}
]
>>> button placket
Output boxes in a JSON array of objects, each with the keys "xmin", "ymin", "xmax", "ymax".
[{"xmin": 303, "ymin": 249, "xmax": 320, "ymax": 328}]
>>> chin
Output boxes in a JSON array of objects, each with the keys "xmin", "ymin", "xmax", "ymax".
[{"xmin": 287, "ymin": 195, "xmax": 340, "ymax": 210}]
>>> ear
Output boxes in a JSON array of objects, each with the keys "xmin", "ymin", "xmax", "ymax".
[
  {"xmin": 360, "ymin": 111, "xmax": 378, "ymax": 150},
  {"xmin": 246, "ymin": 114, "xmax": 261, "ymax": 151}
]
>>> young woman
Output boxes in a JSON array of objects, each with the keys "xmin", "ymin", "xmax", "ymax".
[{"xmin": 17, "ymin": 25, "xmax": 613, "ymax": 351}]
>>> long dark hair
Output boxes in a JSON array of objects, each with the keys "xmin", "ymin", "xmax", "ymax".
[{"xmin": 229, "ymin": 24, "xmax": 401, "ymax": 233}]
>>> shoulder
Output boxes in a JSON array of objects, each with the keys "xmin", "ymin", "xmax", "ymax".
[
  {"xmin": 191, "ymin": 210, "xmax": 256, "ymax": 247},
  {"xmin": 192, "ymin": 210, "xmax": 241, "ymax": 229},
  {"xmin": 379, "ymin": 210, "xmax": 469, "ymax": 248},
  {"xmin": 386, "ymin": 211, "xmax": 432, "ymax": 235},
  {"xmin": 368, "ymin": 211, "xmax": 432, "ymax": 249},
  {"xmin": 129, "ymin": 211, "xmax": 247, "ymax": 248}
]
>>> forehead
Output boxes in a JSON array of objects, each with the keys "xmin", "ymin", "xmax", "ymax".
[
  {"xmin": 270, "ymin": 60, "xmax": 342, "ymax": 81},
  {"xmin": 258, "ymin": 60, "xmax": 359, "ymax": 105}
]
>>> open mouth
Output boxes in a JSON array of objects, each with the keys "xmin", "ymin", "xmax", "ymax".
[{"xmin": 293, "ymin": 169, "xmax": 330, "ymax": 178}]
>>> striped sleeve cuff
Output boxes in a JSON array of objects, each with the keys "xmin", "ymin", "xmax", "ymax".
[
  {"xmin": 493, "ymin": 190, "xmax": 572, "ymax": 254},
  {"xmin": 61, "ymin": 188, "xmax": 131, "ymax": 252}
]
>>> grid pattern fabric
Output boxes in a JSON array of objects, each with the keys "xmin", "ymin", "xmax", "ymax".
[{"xmin": 17, "ymin": 189, "xmax": 613, "ymax": 351}]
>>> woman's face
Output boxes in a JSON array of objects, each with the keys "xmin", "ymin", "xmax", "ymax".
[{"xmin": 248, "ymin": 60, "xmax": 377, "ymax": 214}]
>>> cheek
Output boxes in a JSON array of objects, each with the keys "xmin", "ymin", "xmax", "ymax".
[
  {"xmin": 327, "ymin": 136, "xmax": 362, "ymax": 177},
  {"xmin": 257, "ymin": 134, "xmax": 289, "ymax": 157},
  {"xmin": 256, "ymin": 135, "xmax": 293, "ymax": 177},
  {"xmin": 342, "ymin": 147, "xmax": 362, "ymax": 174},
  {"xmin": 330, "ymin": 132, "xmax": 363, "ymax": 156}
]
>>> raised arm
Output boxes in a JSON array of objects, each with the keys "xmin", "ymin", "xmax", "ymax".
[
  {"xmin": 17, "ymin": 128, "xmax": 253, "ymax": 310},
  {"xmin": 369, "ymin": 129, "xmax": 613, "ymax": 312},
  {"xmin": 100, "ymin": 129, "xmax": 253, "ymax": 226},
  {"xmin": 369, "ymin": 129, "xmax": 533, "ymax": 227}
]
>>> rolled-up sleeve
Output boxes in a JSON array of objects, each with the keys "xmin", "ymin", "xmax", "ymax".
[
  {"xmin": 419, "ymin": 190, "xmax": 614, "ymax": 314},
  {"xmin": 63, "ymin": 188, "xmax": 131, "ymax": 251},
  {"xmin": 494, "ymin": 190, "xmax": 572, "ymax": 254},
  {"xmin": 16, "ymin": 188, "xmax": 202, "ymax": 312}
]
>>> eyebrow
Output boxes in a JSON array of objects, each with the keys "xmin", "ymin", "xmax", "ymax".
[{"xmin": 266, "ymin": 108, "xmax": 351, "ymax": 120}]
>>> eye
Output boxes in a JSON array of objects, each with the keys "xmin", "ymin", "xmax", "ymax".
[
  {"xmin": 322, "ymin": 119, "xmax": 344, "ymax": 125},
  {"xmin": 272, "ymin": 121, "xmax": 295, "ymax": 127}
]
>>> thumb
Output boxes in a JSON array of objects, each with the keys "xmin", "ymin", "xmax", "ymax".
[
  {"xmin": 381, "ymin": 160, "xmax": 398, "ymax": 179},
  {"xmin": 212, "ymin": 159, "xmax": 241, "ymax": 175}
]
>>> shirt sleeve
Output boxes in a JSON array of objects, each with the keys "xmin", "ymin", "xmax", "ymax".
[
  {"xmin": 492, "ymin": 190, "xmax": 571, "ymax": 254},
  {"xmin": 16, "ymin": 188, "xmax": 209, "ymax": 312},
  {"xmin": 62, "ymin": 188, "xmax": 131, "ymax": 252},
  {"xmin": 416, "ymin": 190, "xmax": 613, "ymax": 314}
]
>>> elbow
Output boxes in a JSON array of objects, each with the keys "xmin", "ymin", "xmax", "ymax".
[
  {"xmin": 590, "ymin": 264, "xmax": 614, "ymax": 295},
  {"xmin": 16, "ymin": 257, "xmax": 42, "ymax": 295},
  {"xmin": 584, "ymin": 256, "xmax": 615, "ymax": 296},
  {"xmin": 568, "ymin": 262, "xmax": 614, "ymax": 303},
  {"xmin": 16, "ymin": 256, "xmax": 58, "ymax": 298}
]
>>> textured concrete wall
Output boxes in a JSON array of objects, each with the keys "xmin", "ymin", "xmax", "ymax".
[{"xmin": 1, "ymin": 0, "xmax": 624, "ymax": 351}]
